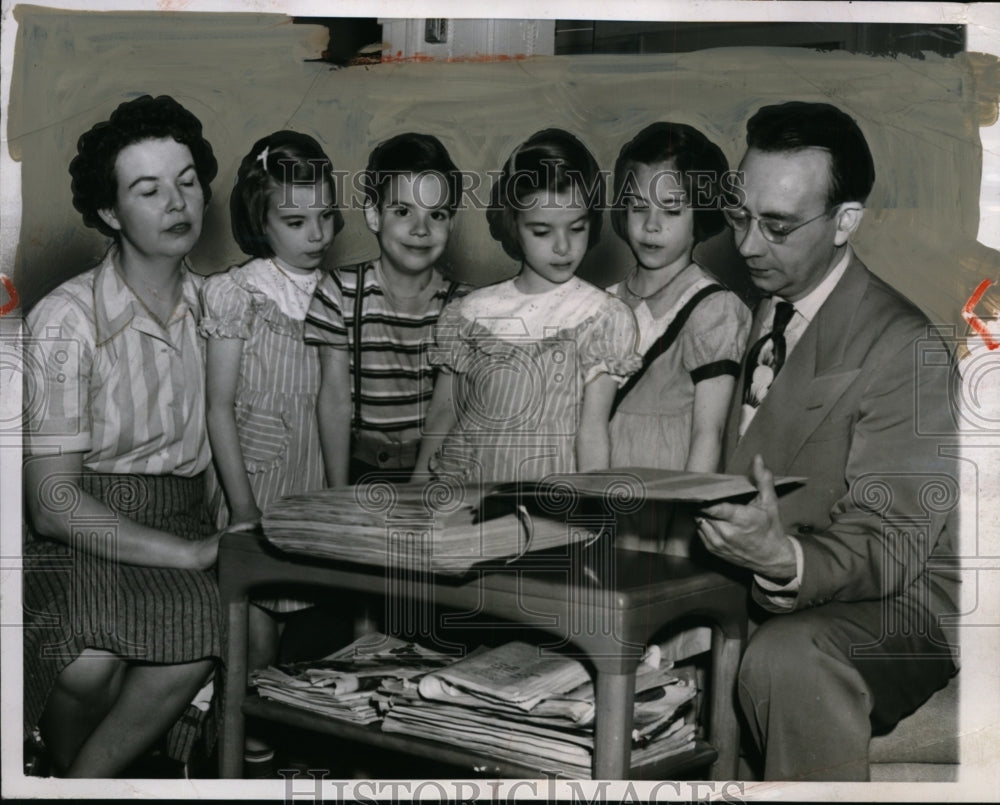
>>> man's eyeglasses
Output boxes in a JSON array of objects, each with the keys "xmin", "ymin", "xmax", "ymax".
[{"xmin": 723, "ymin": 206, "xmax": 837, "ymax": 244}]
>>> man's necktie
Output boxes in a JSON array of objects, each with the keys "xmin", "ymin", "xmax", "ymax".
[{"xmin": 743, "ymin": 300, "xmax": 796, "ymax": 409}]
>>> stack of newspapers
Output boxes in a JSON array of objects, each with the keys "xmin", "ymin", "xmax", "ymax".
[
  {"xmin": 376, "ymin": 640, "xmax": 698, "ymax": 777},
  {"xmin": 252, "ymin": 634, "xmax": 699, "ymax": 776},
  {"xmin": 250, "ymin": 633, "xmax": 457, "ymax": 723}
]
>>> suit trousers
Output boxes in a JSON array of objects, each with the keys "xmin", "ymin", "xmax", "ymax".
[{"xmin": 737, "ymin": 598, "xmax": 956, "ymax": 781}]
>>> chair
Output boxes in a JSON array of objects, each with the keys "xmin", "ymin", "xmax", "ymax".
[{"xmin": 868, "ymin": 675, "xmax": 959, "ymax": 782}]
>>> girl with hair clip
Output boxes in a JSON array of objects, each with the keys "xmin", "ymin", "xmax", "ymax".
[
  {"xmin": 608, "ymin": 122, "xmax": 751, "ymax": 555},
  {"xmin": 199, "ymin": 130, "xmax": 344, "ymax": 768},
  {"xmin": 414, "ymin": 128, "xmax": 641, "ymax": 483}
]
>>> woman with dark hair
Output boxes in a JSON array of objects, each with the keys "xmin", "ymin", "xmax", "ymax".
[{"xmin": 22, "ymin": 94, "xmax": 222, "ymax": 777}]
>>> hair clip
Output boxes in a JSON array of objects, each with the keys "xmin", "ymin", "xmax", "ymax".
[{"xmin": 256, "ymin": 146, "xmax": 269, "ymax": 172}]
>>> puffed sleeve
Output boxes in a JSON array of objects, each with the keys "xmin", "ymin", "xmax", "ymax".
[
  {"xmin": 428, "ymin": 296, "xmax": 473, "ymax": 372},
  {"xmin": 23, "ymin": 289, "xmax": 95, "ymax": 456},
  {"xmin": 679, "ymin": 289, "xmax": 752, "ymax": 383},
  {"xmin": 199, "ymin": 270, "xmax": 251, "ymax": 340},
  {"xmin": 578, "ymin": 295, "xmax": 642, "ymax": 385},
  {"xmin": 304, "ymin": 269, "xmax": 348, "ymax": 348}
]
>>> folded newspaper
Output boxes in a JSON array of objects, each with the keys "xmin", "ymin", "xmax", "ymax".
[
  {"xmin": 379, "ymin": 694, "xmax": 697, "ymax": 777},
  {"xmin": 251, "ymin": 633, "xmax": 457, "ymax": 724},
  {"xmin": 417, "ymin": 641, "xmax": 591, "ymax": 710},
  {"xmin": 379, "ymin": 640, "xmax": 698, "ymax": 776},
  {"xmin": 251, "ymin": 635, "xmax": 699, "ymax": 776}
]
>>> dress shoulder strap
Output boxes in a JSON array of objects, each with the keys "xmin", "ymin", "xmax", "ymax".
[{"xmin": 611, "ymin": 284, "xmax": 725, "ymax": 417}]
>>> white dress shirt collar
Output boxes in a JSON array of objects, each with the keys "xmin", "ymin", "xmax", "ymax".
[{"xmin": 782, "ymin": 246, "xmax": 853, "ymax": 325}]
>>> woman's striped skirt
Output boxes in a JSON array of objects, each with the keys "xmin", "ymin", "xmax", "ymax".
[{"xmin": 22, "ymin": 472, "xmax": 223, "ymax": 763}]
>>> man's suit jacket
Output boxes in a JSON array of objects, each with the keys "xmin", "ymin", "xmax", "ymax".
[{"xmin": 723, "ymin": 254, "xmax": 960, "ymax": 652}]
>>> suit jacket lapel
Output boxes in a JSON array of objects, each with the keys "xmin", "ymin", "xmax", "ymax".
[{"xmin": 727, "ymin": 256, "xmax": 871, "ymax": 472}]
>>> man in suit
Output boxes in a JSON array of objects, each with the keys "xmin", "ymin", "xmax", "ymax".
[{"xmin": 696, "ymin": 101, "xmax": 959, "ymax": 781}]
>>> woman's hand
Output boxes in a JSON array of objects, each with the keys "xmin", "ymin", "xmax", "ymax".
[
  {"xmin": 186, "ymin": 530, "xmax": 223, "ymax": 571},
  {"xmin": 229, "ymin": 503, "xmax": 262, "ymax": 528},
  {"xmin": 25, "ymin": 452, "xmax": 220, "ymax": 570}
]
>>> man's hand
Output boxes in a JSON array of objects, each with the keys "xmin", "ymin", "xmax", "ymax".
[{"xmin": 696, "ymin": 454, "xmax": 797, "ymax": 581}]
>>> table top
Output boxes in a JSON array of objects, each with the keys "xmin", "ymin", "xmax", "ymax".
[
  {"xmin": 223, "ymin": 527, "xmax": 741, "ymax": 595},
  {"xmin": 220, "ymin": 529, "xmax": 747, "ymax": 668}
]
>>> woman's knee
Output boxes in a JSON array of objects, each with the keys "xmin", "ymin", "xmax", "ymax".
[
  {"xmin": 127, "ymin": 657, "xmax": 215, "ymax": 707},
  {"xmin": 54, "ymin": 649, "xmax": 127, "ymax": 705},
  {"xmin": 166, "ymin": 657, "xmax": 215, "ymax": 687}
]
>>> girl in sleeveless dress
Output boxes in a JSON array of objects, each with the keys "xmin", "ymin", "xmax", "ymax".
[{"xmin": 608, "ymin": 122, "xmax": 751, "ymax": 475}]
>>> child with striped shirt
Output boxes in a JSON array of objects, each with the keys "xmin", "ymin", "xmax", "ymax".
[{"xmin": 305, "ymin": 133, "xmax": 468, "ymax": 484}]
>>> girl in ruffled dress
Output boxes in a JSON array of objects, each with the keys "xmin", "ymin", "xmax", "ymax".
[
  {"xmin": 414, "ymin": 128, "xmax": 641, "ymax": 483},
  {"xmin": 200, "ymin": 130, "xmax": 344, "ymax": 766}
]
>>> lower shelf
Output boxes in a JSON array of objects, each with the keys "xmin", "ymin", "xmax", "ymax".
[{"xmin": 242, "ymin": 694, "xmax": 718, "ymax": 779}]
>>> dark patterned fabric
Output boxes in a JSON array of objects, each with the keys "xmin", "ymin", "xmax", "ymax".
[{"xmin": 22, "ymin": 472, "xmax": 222, "ymax": 762}]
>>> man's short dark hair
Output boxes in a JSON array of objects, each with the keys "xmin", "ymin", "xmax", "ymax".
[{"xmin": 746, "ymin": 101, "xmax": 875, "ymax": 206}]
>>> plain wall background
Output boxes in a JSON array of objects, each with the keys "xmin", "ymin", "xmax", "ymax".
[{"xmin": 6, "ymin": 8, "xmax": 1000, "ymax": 333}]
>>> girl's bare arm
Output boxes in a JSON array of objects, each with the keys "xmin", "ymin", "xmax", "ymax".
[
  {"xmin": 575, "ymin": 373, "xmax": 619, "ymax": 472},
  {"xmin": 412, "ymin": 370, "xmax": 458, "ymax": 478},
  {"xmin": 205, "ymin": 336, "xmax": 260, "ymax": 524},
  {"xmin": 316, "ymin": 345, "xmax": 352, "ymax": 486}
]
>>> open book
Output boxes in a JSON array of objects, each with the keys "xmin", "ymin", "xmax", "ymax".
[
  {"xmin": 262, "ymin": 482, "xmax": 583, "ymax": 574},
  {"xmin": 487, "ymin": 467, "xmax": 805, "ymax": 508},
  {"xmin": 262, "ymin": 469, "xmax": 803, "ymax": 575}
]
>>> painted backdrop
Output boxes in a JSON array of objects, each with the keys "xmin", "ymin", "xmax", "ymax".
[{"xmin": 6, "ymin": 8, "xmax": 1000, "ymax": 334}]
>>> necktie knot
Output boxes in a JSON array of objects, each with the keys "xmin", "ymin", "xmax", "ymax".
[
  {"xmin": 772, "ymin": 300, "xmax": 795, "ymax": 335},
  {"xmin": 740, "ymin": 299, "xmax": 798, "ymax": 429}
]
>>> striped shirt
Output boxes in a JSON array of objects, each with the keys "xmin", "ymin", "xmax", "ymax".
[
  {"xmin": 304, "ymin": 259, "xmax": 467, "ymax": 469},
  {"xmin": 23, "ymin": 247, "xmax": 210, "ymax": 477}
]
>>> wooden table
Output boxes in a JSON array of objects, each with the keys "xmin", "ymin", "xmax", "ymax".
[{"xmin": 218, "ymin": 530, "xmax": 747, "ymax": 779}]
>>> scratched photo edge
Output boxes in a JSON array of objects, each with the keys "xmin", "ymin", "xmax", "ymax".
[{"xmin": 1, "ymin": 1, "xmax": 997, "ymax": 801}]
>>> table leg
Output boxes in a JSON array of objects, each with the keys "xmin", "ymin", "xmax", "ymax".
[
  {"xmin": 593, "ymin": 669, "xmax": 636, "ymax": 779},
  {"xmin": 708, "ymin": 628, "xmax": 742, "ymax": 780},
  {"xmin": 220, "ymin": 594, "xmax": 249, "ymax": 778}
]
